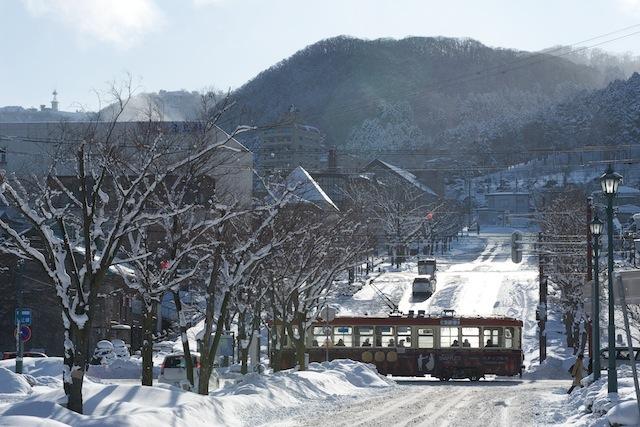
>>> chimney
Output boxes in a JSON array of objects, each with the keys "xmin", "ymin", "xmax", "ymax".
[{"xmin": 328, "ymin": 148, "xmax": 337, "ymax": 172}]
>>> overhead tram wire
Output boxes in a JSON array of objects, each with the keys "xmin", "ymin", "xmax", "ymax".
[{"xmin": 288, "ymin": 25, "xmax": 640, "ymax": 124}]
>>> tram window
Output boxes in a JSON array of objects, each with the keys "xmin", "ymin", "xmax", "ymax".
[
  {"xmin": 333, "ymin": 326, "xmax": 353, "ymax": 347},
  {"xmin": 397, "ymin": 326, "xmax": 412, "ymax": 348},
  {"xmin": 504, "ymin": 327, "xmax": 514, "ymax": 348},
  {"xmin": 375, "ymin": 326, "xmax": 395, "ymax": 347},
  {"xmin": 312, "ymin": 326, "xmax": 330, "ymax": 347},
  {"xmin": 461, "ymin": 327, "xmax": 480, "ymax": 348},
  {"xmin": 440, "ymin": 327, "xmax": 460, "ymax": 347},
  {"xmin": 356, "ymin": 326, "xmax": 374, "ymax": 347},
  {"xmin": 483, "ymin": 328, "xmax": 502, "ymax": 347},
  {"xmin": 418, "ymin": 328, "xmax": 434, "ymax": 348}
]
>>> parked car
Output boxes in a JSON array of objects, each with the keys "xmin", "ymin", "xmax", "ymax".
[
  {"xmin": 158, "ymin": 352, "xmax": 219, "ymax": 391},
  {"xmin": 2, "ymin": 351, "xmax": 47, "ymax": 359},
  {"xmin": 600, "ymin": 347, "xmax": 640, "ymax": 368},
  {"xmin": 111, "ymin": 339, "xmax": 130, "ymax": 359},
  {"xmin": 90, "ymin": 340, "xmax": 116, "ymax": 365}
]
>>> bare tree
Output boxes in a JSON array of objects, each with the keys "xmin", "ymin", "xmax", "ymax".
[
  {"xmin": 537, "ymin": 187, "xmax": 588, "ymax": 352},
  {"xmin": 266, "ymin": 205, "xmax": 372, "ymax": 370},
  {"xmin": 0, "ymin": 85, "xmax": 252, "ymax": 412},
  {"xmin": 347, "ymin": 176, "xmax": 460, "ymax": 266}
]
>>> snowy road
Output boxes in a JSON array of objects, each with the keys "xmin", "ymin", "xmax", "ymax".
[
  {"xmin": 337, "ymin": 230, "xmax": 540, "ymax": 364},
  {"xmin": 299, "ymin": 229, "xmax": 566, "ymax": 427},
  {"xmin": 280, "ymin": 379, "xmax": 566, "ymax": 427}
]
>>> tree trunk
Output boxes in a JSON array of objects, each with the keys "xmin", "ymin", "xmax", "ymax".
[
  {"xmin": 172, "ymin": 291, "xmax": 194, "ymax": 387},
  {"xmin": 270, "ymin": 327, "xmax": 282, "ymax": 372},
  {"xmin": 238, "ymin": 311, "xmax": 248, "ymax": 374},
  {"xmin": 141, "ymin": 302, "xmax": 155, "ymax": 386},
  {"xmin": 294, "ymin": 339, "xmax": 306, "ymax": 371},
  {"xmin": 64, "ymin": 323, "xmax": 89, "ymax": 414},
  {"xmin": 198, "ymin": 291, "xmax": 231, "ymax": 395},
  {"xmin": 287, "ymin": 316, "xmax": 307, "ymax": 371}
]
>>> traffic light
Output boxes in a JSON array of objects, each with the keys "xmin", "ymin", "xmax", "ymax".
[{"xmin": 511, "ymin": 231, "xmax": 523, "ymax": 263}]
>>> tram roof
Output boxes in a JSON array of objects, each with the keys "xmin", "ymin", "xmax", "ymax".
[{"xmin": 313, "ymin": 315, "xmax": 523, "ymax": 327}]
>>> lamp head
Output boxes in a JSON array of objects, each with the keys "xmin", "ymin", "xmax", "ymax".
[
  {"xmin": 600, "ymin": 165, "xmax": 623, "ymax": 195},
  {"xmin": 590, "ymin": 215, "xmax": 604, "ymax": 236}
]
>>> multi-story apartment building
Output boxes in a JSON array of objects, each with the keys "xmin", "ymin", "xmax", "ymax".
[{"xmin": 257, "ymin": 109, "xmax": 328, "ymax": 176}]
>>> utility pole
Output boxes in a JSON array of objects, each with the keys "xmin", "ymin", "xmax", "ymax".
[
  {"xmin": 467, "ymin": 172, "xmax": 472, "ymax": 229},
  {"xmin": 586, "ymin": 197, "xmax": 593, "ymax": 374},
  {"xmin": 396, "ymin": 202, "xmax": 401, "ymax": 267},
  {"xmin": 538, "ymin": 232, "xmax": 547, "ymax": 362},
  {"xmin": 14, "ymin": 260, "xmax": 24, "ymax": 374}
]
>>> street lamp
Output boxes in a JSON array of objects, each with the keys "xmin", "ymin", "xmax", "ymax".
[
  {"xmin": 590, "ymin": 215, "xmax": 603, "ymax": 380},
  {"xmin": 600, "ymin": 165, "xmax": 623, "ymax": 393}
]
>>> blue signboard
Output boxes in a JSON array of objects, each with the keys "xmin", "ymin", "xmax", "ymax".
[{"xmin": 15, "ymin": 308, "xmax": 32, "ymax": 326}]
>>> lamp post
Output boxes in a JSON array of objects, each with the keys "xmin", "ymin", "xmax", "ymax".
[
  {"xmin": 590, "ymin": 215, "xmax": 604, "ymax": 380},
  {"xmin": 600, "ymin": 165, "xmax": 623, "ymax": 393}
]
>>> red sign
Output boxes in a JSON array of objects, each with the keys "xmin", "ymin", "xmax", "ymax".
[
  {"xmin": 426, "ymin": 212, "xmax": 433, "ymax": 221},
  {"xmin": 160, "ymin": 260, "xmax": 170, "ymax": 270}
]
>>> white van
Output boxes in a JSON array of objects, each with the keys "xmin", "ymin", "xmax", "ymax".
[{"xmin": 158, "ymin": 352, "xmax": 219, "ymax": 391}]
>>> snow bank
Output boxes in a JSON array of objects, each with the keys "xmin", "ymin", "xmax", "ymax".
[
  {"xmin": 0, "ymin": 380, "xmax": 219, "ymax": 427},
  {"xmin": 607, "ymin": 400, "xmax": 640, "ymax": 426},
  {"xmin": 0, "ymin": 359, "xmax": 393, "ymax": 426},
  {"xmin": 560, "ymin": 365, "xmax": 640, "ymax": 426},
  {"xmin": 86, "ymin": 358, "xmax": 159, "ymax": 380},
  {"xmin": 0, "ymin": 357, "xmax": 62, "ymax": 378},
  {"xmin": 0, "ymin": 415, "xmax": 69, "ymax": 426},
  {"xmin": 0, "ymin": 368, "xmax": 32, "ymax": 394}
]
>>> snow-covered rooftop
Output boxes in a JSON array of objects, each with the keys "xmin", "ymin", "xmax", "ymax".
[
  {"xmin": 286, "ymin": 166, "xmax": 339, "ymax": 211},
  {"xmin": 374, "ymin": 160, "xmax": 438, "ymax": 196}
]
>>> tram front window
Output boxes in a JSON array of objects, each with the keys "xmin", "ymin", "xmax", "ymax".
[
  {"xmin": 397, "ymin": 326, "xmax": 412, "ymax": 347},
  {"xmin": 375, "ymin": 326, "xmax": 395, "ymax": 347},
  {"xmin": 462, "ymin": 327, "xmax": 480, "ymax": 348},
  {"xmin": 356, "ymin": 326, "xmax": 374, "ymax": 347},
  {"xmin": 483, "ymin": 328, "xmax": 502, "ymax": 347},
  {"xmin": 334, "ymin": 326, "xmax": 353, "ymax": 347},
  {"xmin": 418, "ymin": 328, "xmax": 434, "ymax": 348},
  {"xmin": 440, "ymin": 327, "xmax": 460, "ymax": 347}
]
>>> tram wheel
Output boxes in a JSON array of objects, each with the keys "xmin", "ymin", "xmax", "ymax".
[
  {"xmin": 469, "ymin": 375, "xmax": 481, "ymax": 382},
  {"xmin": 439, "ymin": 376, "xmax": 450, "ymax": 382}
]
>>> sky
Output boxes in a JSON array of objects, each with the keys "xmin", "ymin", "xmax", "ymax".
[{"xmin": 2, "ymin": 0, "xmax": 640, "ymax": 111}]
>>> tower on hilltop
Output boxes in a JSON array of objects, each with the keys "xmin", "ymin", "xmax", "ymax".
[{"xmin": 51, "ymin": 90, "xmax": 59, "ymax": 112}]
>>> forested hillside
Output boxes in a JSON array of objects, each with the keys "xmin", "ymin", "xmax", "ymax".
[
  {"xmin": 89, "ymin": 36, "xmax": 638, "ymax": 169},
  {"xmin": 483, "ymin": 72, "xmax": 640, "ymax": 156},
  {"xmin": 225, "ymin": 36, "xmax": 623, "ymax": 151}
]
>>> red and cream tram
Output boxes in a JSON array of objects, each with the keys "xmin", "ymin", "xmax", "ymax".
[{"xmin": 278, "ymin": 311, "xmax": 524, "ymax": 381}]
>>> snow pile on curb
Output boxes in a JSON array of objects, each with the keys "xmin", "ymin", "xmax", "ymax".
[
  {"xmin": 562, "ymin": 365, "xmax": 640, "ymax": 426},
  {"xmin": 0, "ymin": 359, "xmax": 393, "ymax": 426},
  {"xmin": 86, "ymin": 357, "xmax": 159, "ymax": 380},
  {"xmin": 0, "ymin": 368, "xmax": 32, "ymax": 394},
  {"xmin": 0, "ymin": 357, "xmax": 64, "ymax": 389},
  {"xmin": 0, "ymin": 357, "xmax": 62, "ymax": 378},
  {"xmin": 0, "ymin": 380, "xmax": 218, "ymax": 427}
]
